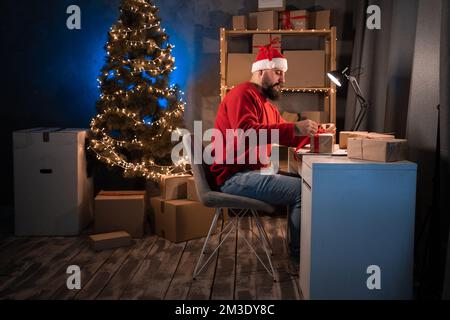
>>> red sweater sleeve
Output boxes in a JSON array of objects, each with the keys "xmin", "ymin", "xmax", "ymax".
[
  {"xmin": 277, "ymin": 112, "xmax": 308, "ymax": 147},
  {"xmin": 227, "ymin": 90, "xmax": 298, "ymax": 146}
]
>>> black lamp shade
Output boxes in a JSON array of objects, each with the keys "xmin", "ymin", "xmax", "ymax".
[{"xmin": 327, "ymin": 70, "xmax": 343, "ymax": 87}]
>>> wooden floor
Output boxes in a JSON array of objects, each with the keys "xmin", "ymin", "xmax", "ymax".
[{"xmin": 0, "ymin": 215, "xmax": 301, "ymax": 300}]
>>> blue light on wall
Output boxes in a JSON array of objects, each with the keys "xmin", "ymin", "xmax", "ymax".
[{"xmin": 158, "ymin": 97, "xmax": 168, "ymax": 109}]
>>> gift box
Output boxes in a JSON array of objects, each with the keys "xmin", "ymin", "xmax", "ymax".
[
  {"xmin": 280, "ymin": 10, "xmax": 309, "ymax": 30},
  {"xmin": 187, "ymin": 177, "xmax": 199, "ymax": 202},
  {"xmin": 160, "ymin": 174, "xmax": 191, "ymax": 200},
  {"xmin": 258, "ymin": 0, "xmax": 286, "ymax": 12},
  {"xmin": 232, "ymin": 15, "xmax": 247, "ymax": 30},
  {"xmin": 151, "ymin": 197, "xmax": 215, "ymax": 243},
  {"xmin": 13, "ymin": 128, "xmax": 93, "ymax": 236},
  {"xmin": 310, "ymin": 10, "xmax": 331, "ymax": 29},
  {"xmin": 252, "ymin": 34, "xmax": 282, "ymax": 53},
  {"xmin": 89, "ymin": 231, "xmax": 132, "ymax": 251},
  {"xmin": 348, "ymin": 138, "xmax": 408, "ymax": 162},
  {"xmin": 227, "ymin": 53, "xmax": 257, "ymax": 86},
  {"xmin": 301, "ymin": 111, "xmax": 329, "ymax": 123},
  {"xmin": 256, "ymin": 10, "xmax": 278, "ymax": 30},
  {"xmin": 310, "ymin": 133, "xmax": 334, "ymax": 153},
  {"xmin": 94, "ymin": 192, "xmax": 146, "ymax": 238},
  {"xmin": 283, "ymin": 50, "xmax": 325, "ymax": 87}
]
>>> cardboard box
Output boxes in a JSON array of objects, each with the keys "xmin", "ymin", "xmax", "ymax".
[
  {"xmin": 301, "ymin": 111, "xmax": 329, "ymax": 123},
  {"xmin": 310, "ymin": 134, "xmax": 334, "ymax": 153},
  {"xmin": 280, "ymin": 10, "xmax": 309, "ymax": 30},
  {"xmin": 13, "ymin": 128, "xmax": 93, "ymax": 236},
  {"xmin": 339, "ymin": 131, "xmax": 395, "ymax": 149},
  {"xmin": 232, "ymin": 15, "xmax": 247, "ymax": 30},
  {"xmin": 347, "ymin": 138, "xmax": 408, "ymax": 162},
  {"xmin": 160, "ymin": 174, "xmax": 191, "ymax": 200},
  {"xmin": 252, "ymin": 34, "xmax": 282, "ymax": 53},
  {"xmin": 256, "ymin": 10, "xmax": 278, "ymax": 30},
  {"xmin": 339, "ymin": 131, "xmax": 369, "ymax": 149},
  {"xmin": 187, "ymin": 177, "xmax": 199, "ymax": 202},
  {"xmin": 347, "ymin": 138, "xmax": 364, "ymax": 159},
  {"xmin": 248, "ymin": 12, "xmax": 258, "ymax": 30},
  {"xmin": 283, "ymin": 50, "xmax": 325, "ymax": 87},
  {"xmin": 227, "ymin": 53, "xmax": 256, "ymax": 86},
  {"xmin": 258, "ymin": 0, "xmax": 286, "ymax": 11},
  {"xmin": 310, "ymin": 10, "xmax": 331, "ymax": 30},
  {"xmin": 281, "ymin": 111, "xmax": 299, "ymax": 122},
  {"xmin": 363, "ymin": 139, "xmax": 408, "ymax": 162},
  {"xmin": 89, "ymin": 231, "xmax": 132, "ymax": 251},
  {"xmin": 151, "ymin": 197, "xmax": 216, "ymax": 243},
  {"xmin": 95, "ymin": 194, "xmax": 145, "ymax": 238}
]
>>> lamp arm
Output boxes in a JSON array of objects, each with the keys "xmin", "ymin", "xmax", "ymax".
[{"xmin": 347, "ymin": 75, "xmax": 369, "ymax": 131}]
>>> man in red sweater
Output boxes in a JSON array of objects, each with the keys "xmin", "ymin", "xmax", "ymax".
[{"xmin": 210, "ymin": 44, "xmax": 318, "ymax": 262}]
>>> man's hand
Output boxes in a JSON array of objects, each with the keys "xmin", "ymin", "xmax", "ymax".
[{"xmin": 294, "ymin": 120, "xmax": 319, "ymax": 136}]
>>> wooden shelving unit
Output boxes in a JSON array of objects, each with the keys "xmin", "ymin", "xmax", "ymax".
[{"xmin": 220, "ymin": 27, "xmax": 337, "ymax": 124}]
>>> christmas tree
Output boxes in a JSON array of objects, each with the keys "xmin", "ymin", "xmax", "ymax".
[{"xmin": 89, "ymin": 0, "xmax": 188, "ymax": 180}]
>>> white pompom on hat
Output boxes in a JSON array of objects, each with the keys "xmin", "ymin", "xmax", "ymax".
[{"xmin": 251, "ymin": 40, "xmax": 288, "ymax": 73}]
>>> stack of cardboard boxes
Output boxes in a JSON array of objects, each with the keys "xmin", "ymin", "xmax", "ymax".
[
  {"xmin": 341, "ymin": 131, "xmax": 408, "ymax": 162},
  {"xmin": 150, "ymin": 175, "xmax": 216, "ymax": 243},
  {"xmin": 228, "ymin": 1, "xmax": 331, "ymax": 88}
]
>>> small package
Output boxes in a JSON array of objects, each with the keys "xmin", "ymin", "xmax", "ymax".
[
  {"xmin": 232, "ymin": 15, "xmax": 247, "ymax": 30},
  {"xmin": 252, "ymin": 34, "xmax": 282, "ymax": 53},
  {"xmin": 310, "ymin": 10, "xmax": 331, "ymax": 29},
  {"xmin": 256, "ymin": 10, "xmax": 278, "ymax": 30},
  {"xmin": 347, "ymin": 138, "xmax": 408, "ymax": 162},
  {"xmin": 310, "ymin": 133, "xmax": 334, "ymax": 153},
  {"xmin": 89, "ymin": 231, "xmax": 132, "ymax": 251},
  {"xmin": 187, "ymin": 177, "xmax": 199, "ymax": 202},
  {"xmin": 160, "ymin": 174, "xmax": 191, "ymax": 200},
  {"xmin": 280, "ymin": 10, "xmax": 309, "ymax": 29},
  {"xmin": 339, "ymin": 131, "xmax": 369, "ymax": 149},
  {"xmin": 258, "ymin": 0, "xmax": 286, "ymax": 11}
]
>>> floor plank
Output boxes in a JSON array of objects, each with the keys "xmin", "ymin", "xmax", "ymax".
[{"xmin": 96, "ymin": 235, "xmax": 158, "ymax": 300}]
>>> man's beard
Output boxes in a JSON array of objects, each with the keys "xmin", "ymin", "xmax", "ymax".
[{"xmin": 261, "ymin": 77, "xmax": 282, "ymax": 100}]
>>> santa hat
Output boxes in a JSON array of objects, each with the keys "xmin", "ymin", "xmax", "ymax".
[{"xmin": 251, "ymin": 40, "xmax": 288, "ymax": 73}]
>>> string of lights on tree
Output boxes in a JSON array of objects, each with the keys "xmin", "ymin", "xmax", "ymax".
[{"xmin": 89, "ymin": 0, "xmax": 189, "ymax": 180}]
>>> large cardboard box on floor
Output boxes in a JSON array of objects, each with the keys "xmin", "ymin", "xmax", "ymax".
[
  {"xmin": 13, "ymin": 128, "xmax": 93, "ymax": 236},
  {"xmin": 159, "ymin": 174, "xmax": 191, "ymax": 200},
  {"xmin": 95, "ymin": 193, "xmax": 146, "ymax": 238},
  {"xmin": 151, "ymin": 197, "xmax": 215, "ymax": 243},
  {"xmin": 347, "ymin": 138, "xmax": 408, "ymax": 162},
  {"xmin": 283, "ymin": 51, "xmax": 325, "ymax": 87},
  {"xmin": 227, "ymin": 53, "xmax": 256, "ymax": 86},
  {"xmin": 258, "ymin": 0, "xmax": 286, "ymax": 11},
  {"xmin": 252, "ymin": 34, "xmax": 282, "ymax": 53}
]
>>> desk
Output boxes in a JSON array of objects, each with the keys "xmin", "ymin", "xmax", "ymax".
[{"xmin": 297, "ymin": 155, "xmax": 417, "ymax": 299}]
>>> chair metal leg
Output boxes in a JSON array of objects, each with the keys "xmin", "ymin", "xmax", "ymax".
[
  {"xmin": 193, "ymin": 208, "xmax": 221, "ymax": 279},
  {"xmin": 251, "ymin": 210, "xmax": 276, "ymax": 281}
]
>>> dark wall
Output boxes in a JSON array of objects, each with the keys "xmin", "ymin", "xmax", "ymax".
[{"xmin": 0, "ymin": 0, "xmax": 358, "ymax": 205}]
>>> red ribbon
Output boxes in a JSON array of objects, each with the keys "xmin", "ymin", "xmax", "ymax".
[
  {"xmin": 253, "ymin": 36, "xmax": 281, "ymax": 58},
  {"xmin": 281, "ymin": 11, "xmax": 309, "ymax": 29},
  {"xmin": 295, "ymin": 127, "xmax": 327, "ymax": 155}
]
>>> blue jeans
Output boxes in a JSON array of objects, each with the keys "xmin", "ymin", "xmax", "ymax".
[{"xmin": 220, "ymin": 170, "xmax": 301, "ymax": 260}]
